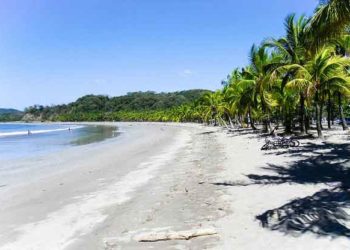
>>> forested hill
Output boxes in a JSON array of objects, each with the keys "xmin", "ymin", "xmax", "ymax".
[
  {"xmin": 23, "ymin": 89, "xmax": 211, "ymax": 122},
  {"xmin": 0, "ymin": 108, "xmax": 22, "ymax": 115},
  {"xmin": 0, "ymin": 108, "xmax": 23, "ymax": 121}
]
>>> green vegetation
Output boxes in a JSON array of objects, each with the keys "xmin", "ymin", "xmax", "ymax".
[
  {"xmin": 23, "ymin": 90, "xmax": 210, "ymax": 122},
  {"xmin": 172, "ymin": 0, "xmax": 350, "ymax": 138},
  {"xmin": 0, "ymin": 109, "xmax": 23, "ymax": 122},
  {"xmin": 22, "ymin": 0, "xmax": 350, "ymax": 137}
]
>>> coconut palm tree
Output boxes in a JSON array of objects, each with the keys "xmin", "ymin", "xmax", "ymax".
[
  {"xmin": 221, "ymin": 85, "xmax": 239, "ymax": 128},
  {"xmin": 324, "ymin": 65, "xmax": 350, "ymax": 130},
  {"xmin": 334, "ymin": 34, "xmax": 350, "ymax": 56},
  {"xmin": 280, "ymin": 48, "xmax": 350, "ymax": 137},
  {"xmin": 239, "ymin": 45, "xmax": 282, "ymax": 132},
  {"xmin": 265, "ymin": 14, "xmax": 310, "ymax": 134},
  {"xmin": 308, "ymin": 0, "xmax": 350, "ymax": 47},
  {"xmin": 198, "ymin": 91, "xmax": 227, "ymax": 126},
  {"xmin": 228, "ymin": 67, "xmax": 258, "ymax": 129}
]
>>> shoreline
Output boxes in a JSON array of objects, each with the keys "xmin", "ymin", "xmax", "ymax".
[
  {"xmin": 0, "ymin": 122, "xmax": 226, "ymax": 249},
  {"xmin": 1, "ymin": 122, "xmax": 350, "ymax": 249}
]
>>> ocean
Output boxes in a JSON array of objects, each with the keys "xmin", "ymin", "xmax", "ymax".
[{"xmin": 0, "ymin": 123, "xmax": 119, "ymax": 161}]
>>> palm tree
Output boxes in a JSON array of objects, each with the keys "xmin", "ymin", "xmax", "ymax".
[
  {"xmin": 308, "ymin": 0, "xmax": 350, "ymax": 47},
  {"xmin": 331, "ymin": 81, "xmax": 350, "ymax": 130},
  {"xmin": 240, "ymin": 45, "xmax": 282, "ymax": 132},
  {"xmin": 198, "ymin": 91, "xmax": 226, "ymax": 126},
  {"xmin": 280, "ymin": 48, "xmax": 350, "ymax": 137},
  {"xmin": 221, "ymin": 85, "xmax": 238, "ymax": 128},
  {"xmin": 229, "ymin": 67, "xmax": 258, "ymax": 129},
  {"xmin": 334, "ymin": 34, "xmax": 350, "ymax": 57},
  {"xmin": 265, "ymin": 14, "xmax": 310, "ymax": 134},
  {"xmin": 264, "ymin": 14, "xmax": 309, "ymax": 63}
]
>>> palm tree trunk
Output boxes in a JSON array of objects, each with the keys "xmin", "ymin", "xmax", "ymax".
[
  {"xmin": 319, "ymin": 102, "xmax": 324, "ymax": 130},
  {"xmin": 338, "ymin": 92, "xmax": 348, "ymax": 130},
  {"xmin": 299, "ymin": 93, "xmax": 306, "ymax": 134},
  {"xmin": 264, "ymin": 115, "xmax": 272, "ymax": 133},
  {"xmin": 263, "ymin": 117, "xmax": 268, "ymax": 132},
  {"xmin": 261, "ymin": 103, "xmax": 271, "ymax": 133},
  {"xmin": 228, "ymin": 115, "xmax": 234, "ymax": 128},
  {"xmin": 285, "ymin": 109, "xmax": 292, "ymax": 134},
  {"xmin": 327, "ymin": 93, "xmax": 331, "ymax": 129},
  {"xmin": 315, "ymin": 92, "xmax": 323, "ymax": 138},
  {"xmin": 238, "ymin": 115, "xmax": 242, "ymax": 127},
  {"xmin": 267, "ymin": 114, "xmax": 272, "ymax": 132},
  {"xmin": 220, "ymin": 117, "xmax": 229, "ymax": 129},
  {"xmin": 234, "ymin": 115, "xmax": 239, "ymax": 125},
  {"xmin": 248, "ymin": 106, "xmax": 257, "ymax": 130},
  {"xmin": 305, "ymin": 112, "xmax": 310, "ymax": 133}
]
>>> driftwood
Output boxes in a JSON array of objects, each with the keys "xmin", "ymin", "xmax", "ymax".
[{"xmin": 134, "ymin": 228, "xmax": 218, "ymax": 242}]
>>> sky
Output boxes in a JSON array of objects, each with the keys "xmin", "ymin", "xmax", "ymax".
[{"xmin": 0, "ymin": 0, "xmax": 318, "ymax": 110}]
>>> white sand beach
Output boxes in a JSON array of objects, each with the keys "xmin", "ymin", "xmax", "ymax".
[
  {"xmin": 213, "ymin": 128, "xmax": 350, "ymax": 250},
  {"xmin": 1, "ymin": 122, "xmax": 350, "ymax": 249}
]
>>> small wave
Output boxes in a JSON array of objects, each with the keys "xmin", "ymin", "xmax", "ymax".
[{"xmin": 0, "ymin": 126, "xmax": 83, "ymax": 138}]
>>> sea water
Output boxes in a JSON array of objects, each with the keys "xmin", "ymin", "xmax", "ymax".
[{"xmin": 0, "ymin": 123, "xmax": 119, "ymax": 161}]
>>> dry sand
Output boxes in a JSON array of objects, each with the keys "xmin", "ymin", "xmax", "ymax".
[
  {"xmin": 1, "ymin": 122, "xmax": 350, "ymax": 249},
  {"xmin": 212, "ymin": 127, "xmax": 350, "ymax": 250}
]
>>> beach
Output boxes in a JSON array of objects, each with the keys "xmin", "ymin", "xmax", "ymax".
[
  {"xmin": 0, "ymin": 123, "xmax": 224, "ymax": 249},
  {"xmin": 1, "ymin": 122, "xmax": 350, "ymax": 249}
]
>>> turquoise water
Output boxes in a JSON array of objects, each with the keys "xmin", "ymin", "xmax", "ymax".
[{"xmin": 0, "ymin": 123, "xmax": 119, "ymax": 160}]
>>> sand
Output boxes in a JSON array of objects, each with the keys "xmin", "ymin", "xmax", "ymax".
[
  {"xmin": 212, "ymin": 127, "xmax": 350, "ymax": 250},
  {"xmin": 1, "ymin": 122, "xmax": 350, "ymax": 249},
  {"xmin": 0, "ymin": 123, "xmax": 224, "ymax": 250}
]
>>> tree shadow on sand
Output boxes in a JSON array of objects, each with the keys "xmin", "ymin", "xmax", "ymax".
[
  {"xmin": 256, "ymin": 187, "xmax": 350, "ymax": 237},
  {"xmin": 248, "ymin": 142, "xmax": 350, "ymax": 186},
  {"xmin": 221, "ymin": 141, "xmax": 350, "ymax": 238}
]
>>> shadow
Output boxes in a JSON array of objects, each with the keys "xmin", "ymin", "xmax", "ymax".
[
  {"xmin": 256, "ymin": 187, "xmax": 350, "ymax": 237},
  {"xmin": 212, "ymin": 181, "xmax": 250, "ymax": 187},
  {"xmin": 226, "ymin": 128, "xmax": 262, "ymax": 138},
  {"xmin": 251, "ymin": 141, "xmax": 350, "ymax": 237},
  {"xmin": 198, "ymin": 131, "xmax": 216, "ymax": 135},
  {"xmin": 250, "ymin": 142, "xmax": 350, "ymax": 187},
  {"xmin": 218, "ymin": 140, "xmax": 350, "ymax": 238}
]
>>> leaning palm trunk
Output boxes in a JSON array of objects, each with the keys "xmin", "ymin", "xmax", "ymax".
[
  {"xmin": 315, "ymin": 92, "xmax": 323, "ymax": 138},
  {"xmin": 238, "ymin": 115, "xmax": 244, "ymax": 128},
  {"xmin": 220, "ymin": 117, "xmax": 229, "ymax": 129},
  {"xmin": 248, "ymin": 106, "xmax": 257, "ymax": 130},
  {"xmin": 338, "ymin": 92, "xmax": 348, "ymax": 130},
  {"xmin": 228, "ymin": 115, "xmax": 234, "ymax": 128}
]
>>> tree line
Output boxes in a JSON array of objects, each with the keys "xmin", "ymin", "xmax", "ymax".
[
  {"xmin": 23, "ymin": 90, "xmax": 210, "ymax": 122},
  {"xmin": 175, "ymin": 0, "xmax": 350, "ymax": 138}
]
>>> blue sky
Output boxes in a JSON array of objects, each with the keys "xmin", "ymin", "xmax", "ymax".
[{"xmin": 0, "ymin": 0, "xmax": 318, "ymax": 110}]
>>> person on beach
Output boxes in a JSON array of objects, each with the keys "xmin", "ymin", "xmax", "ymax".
[{"xmin": 27, "ymin": 130, "xmax": 31, "ymax": 135}]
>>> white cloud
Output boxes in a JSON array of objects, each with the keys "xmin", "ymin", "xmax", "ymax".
[{"xmin": 179, "ymin": 69, "xmax": 194, "ymax": 77}]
